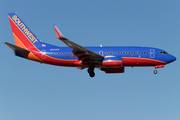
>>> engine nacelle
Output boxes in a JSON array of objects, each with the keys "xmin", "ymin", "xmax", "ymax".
[
  {"xmin": 103, "ymin": 57, "xmax": 122, "ymax": 67},
  {"xmin": 101, "ymin": 67, "xmax": 125, "ymax": 73}
]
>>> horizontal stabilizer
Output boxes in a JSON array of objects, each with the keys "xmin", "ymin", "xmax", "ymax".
[{"xmin": 4, "ymin": 42, "xmax": 29, "ymax": 53}]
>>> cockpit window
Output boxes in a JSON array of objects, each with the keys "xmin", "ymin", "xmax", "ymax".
[{"xmin": 160, "ymin": 51, "xmax": 168, "ymax": 54}]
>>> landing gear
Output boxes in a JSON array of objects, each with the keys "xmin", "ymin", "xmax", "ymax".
[
  {"xmin": 154, "ymin": 70, "xmax": 158, "ymax": 74},
  {"xmin": 153, "ymin": 65, "xmax": 164, "ymax": 74},
  {"xmin": 89, "ymin": 71, "xmax": 95, "ymax": 77},
  {"xmin": 88, "ymin": 66, "xmax": 95, "ymax": 78}
]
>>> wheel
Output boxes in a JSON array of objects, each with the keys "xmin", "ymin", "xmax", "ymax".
[
  {"xmin": 89, "ymin": 72, "xmax": 95, "ymax": 77},
  {"xmin": 154, "ymin": 70, "xmax": 158, "ymax": 74},
  {"xmin": 88, "ymin": 66, "xmax": 95, "ymax": 77},
  {"xmin": 88, "ymin": 68, "xmax": 93, "ymax": 73}
]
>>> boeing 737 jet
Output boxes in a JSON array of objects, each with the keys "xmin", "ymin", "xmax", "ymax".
[{"xmin": 4, "ymin": 12, "xmax": 176, "ymax": 77}]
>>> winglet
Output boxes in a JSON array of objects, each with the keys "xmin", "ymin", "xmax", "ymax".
[{"xmin": 53, "ymin": 25, "xmax": 67, "ymax": 40}]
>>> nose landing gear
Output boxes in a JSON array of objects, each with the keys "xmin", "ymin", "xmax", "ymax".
[
  {"xmin": 153, "ymin": 65, "xmax": 164, "ymax": 74},
  {"xmin": 153, "ymin": 69, "xmax": 158, "ymax": 74}
]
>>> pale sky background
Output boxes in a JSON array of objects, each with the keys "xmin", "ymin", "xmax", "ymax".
[{"xmin": 0, "ymin": 0, "xmax": 180, "ymax": 120}]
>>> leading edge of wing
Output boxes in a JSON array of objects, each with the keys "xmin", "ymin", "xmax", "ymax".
[{"xmin": 53, "ymin": 25, "xmax": 104, "ymax": 61}]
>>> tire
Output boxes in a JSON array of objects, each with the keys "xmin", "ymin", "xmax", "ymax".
[
  {"xmin": 89, "ymin": 72, "xmax": 95, "ymax": 77},
  {"xmin": 154, "ymin": 70, "xmax": 157, "ymax": 74}
]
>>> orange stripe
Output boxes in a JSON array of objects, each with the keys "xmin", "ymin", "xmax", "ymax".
[
  {"xmin": 13, "ymin": 32, "xmax": 43, "ymax": 62},
  {"xmin": 13, "ymin": 33, "xmax": 28, "ymax": 50}
]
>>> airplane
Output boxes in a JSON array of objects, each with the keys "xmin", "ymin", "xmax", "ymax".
[{"xmin": 4, "ymin": 12, "xmax": 176, "ymax": 77}]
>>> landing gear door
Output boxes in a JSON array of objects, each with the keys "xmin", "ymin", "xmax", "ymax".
[{"xmin": 150, "ymin": 49, "xmax": 155, "ymax": 58}]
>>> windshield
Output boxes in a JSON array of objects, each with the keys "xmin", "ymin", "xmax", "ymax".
[{"xmin": 160, "ymin": 51, "xmax": 168, "ymax": 54}]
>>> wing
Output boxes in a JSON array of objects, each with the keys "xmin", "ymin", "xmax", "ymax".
[{"xmin": 53, "ymin": 25, "xmax": 104, "ymax": 65}]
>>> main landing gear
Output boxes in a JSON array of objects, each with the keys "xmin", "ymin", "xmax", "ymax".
[{"xmin": 88, "ymin": 66, "xmax": 95, "ymax": 78}]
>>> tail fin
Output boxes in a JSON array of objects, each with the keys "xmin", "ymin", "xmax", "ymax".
[{"xmin": 8, "ymin": 12, "xmax": 41, "ymax": 50}]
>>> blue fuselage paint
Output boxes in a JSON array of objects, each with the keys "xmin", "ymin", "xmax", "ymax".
[{"xmin": 37, "ymin": 42, "xmax": 176, "ymax": 65}]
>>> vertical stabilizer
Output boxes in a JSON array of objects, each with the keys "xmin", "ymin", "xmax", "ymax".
[{"xmin": 8, "ymin": 12, "xmax": 42, "ymax": 50}]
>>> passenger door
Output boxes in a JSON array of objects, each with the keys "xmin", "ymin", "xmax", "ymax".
[{"xmin": 150, "ymin": 49, "xmax": 155, "ymax": 58}]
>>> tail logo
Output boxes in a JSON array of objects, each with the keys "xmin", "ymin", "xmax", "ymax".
[{"xmin": 11, "ymin": 15, "xmax": 38, "ymax": 43}]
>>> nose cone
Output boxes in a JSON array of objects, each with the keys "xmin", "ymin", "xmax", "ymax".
[{"xmin": 168, "ymin": 54, "xmax": 176, "ymax": 63}]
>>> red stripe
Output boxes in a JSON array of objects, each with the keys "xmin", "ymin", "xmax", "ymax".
[{"xmin": 122, "ymin": 57, "xmax": 166, "ymax": 66}]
